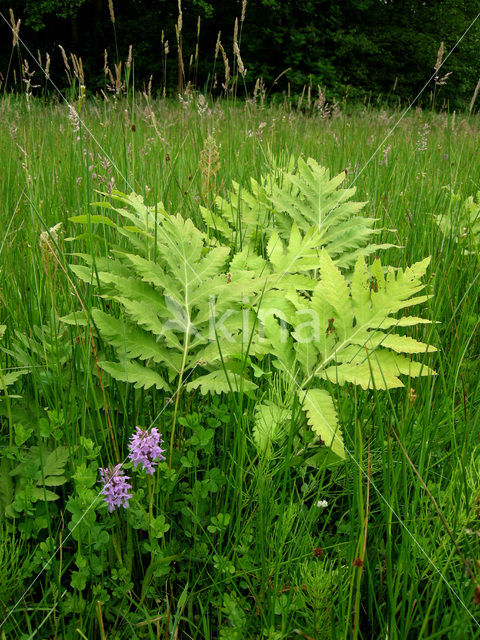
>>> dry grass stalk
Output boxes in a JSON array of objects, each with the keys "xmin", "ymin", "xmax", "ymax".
[
  {"xmin": 39, "ymin": 223, "xmax": 63, "ymax": 276},
  {"xmin": 58, "ymin": 44, "xmax": 73, "ymax": 85},
  {"xmin": 161, "ymin": 31, "xmax": 168, "ymax": 98},
  {"xmin": 253, "ymin": 77, "xmax": 260, "ymax": 99},
  {"xmin": 68, "ymin": 103, "xmax": 80, "ymax": 132},
  {"xmin": 141, "ymin": 90, "xmax": 166, "ymax": 144},
  {"xmin": 234, "ymin": 42, "xmax": 246, "ymax": 78},
  {"xmin": 314, "ymin": 85, "xmax": 338, "ymax": 119},
  {"xmin": 126, "ymin": 44, "xmax": 133, "ymax": 68},
  {"xmin": 241, "ymin": 0, "xmax": 247, "ymax": 23},
  {"xmin": 251, "ymin": 77, "xmax": 266, "ymax": 107},
  {"xmin": 114, "ymin": 62, "xmax": 123, "ymax": 93},
  {"xmin": 434, "ymin": 41, "xmax": 444, "ymax": 74},
  {"xmin": 176, "ymin": 0, "xmax": 184, "ymax": 93},
  {"xmin": 108, "ymin": 0, "xmax": 115, "ymax": 25},
  {"xmin": 9, "ymin": 9, "xmax": 21, "ymax": 47},
  {"xmin": 297, "ymin": 84, "xmax": 306, "ymax": 111},
  {"xmin": 35, "ymin": 49, "xmax": 51, "ymax": 82},
  {"xmin": 177, "ymin": 0, "xmax": 183, "ymax": 32},
  {"xmin": 59, "ymin": 45, "xmax": 70, "ymax": 71},
  {"xmin": 434, "ymin": 41, "xmax": 452, "ymax": 87},
  {"xmin": 195, "ymin": 16, "xmax": 200, "ymax": 72},
  {"xmin": 22, "ymin": 60, "xmax": 39, "ymax": 104},
  {"xmin": 70, "ymin": 53, "xmax": 85, "ymax": 86},
  {"xmin": 469, "ymin": 77, "xmax": 480, "ymax": 115},
  {"xmin": 272, "ymin": 68, "xmax": 290, "ymax": 89},
  {"xmin": 105, "ymin": 67, "xmax": 114, "ymax": 88},
  {"xmin": 199, "ymin": 135, "xmax": 221, "ymax": 205},
  {"xmin": 216, "ymin": 37, "xmax": 230, "ymax": 91},
  {"xmin": 233, "ymin": 17, "xmax": 238, "ymax": 51},
  {"xmin": 232, "ymin": 17, "xmax": 246, "ymax": 78},
  {"xmin": 103, "ymin": 49, "xmax": 109, "ymax": 76}
]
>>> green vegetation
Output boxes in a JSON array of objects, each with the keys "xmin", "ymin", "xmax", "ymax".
[
  {"xmin": 0, "ymin": 93, "xmax": 480, "ymax": 639},
  {"xmin": 2, "ymin": 0, "xmax": 480, "ymax": 109}
]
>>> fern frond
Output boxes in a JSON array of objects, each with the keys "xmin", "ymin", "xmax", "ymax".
[
  {"xmin": 65, "ymin": 161, "xmax": 435, "ymax": 462},
  {"xmin": 262, "ymin": 250, "xmax": 435, "ymax": 454},
  {"xmin": 99, "ymin": 359, "xmax": 170, "ymax": 391},
  {"xmin": 92, "ymin": 310, "xmax": 182, "ymax": 372},
  {"xmin": 302, "ymin": 388, "xmax": 344, "ymax": 459},
  {"xmin": 203, "ymin": 156, "xmax": 396, "ymax": 272},
  {"xmin": 68, "ymin": 195, "xmax": 261, "ymax": 397},
  {"xmin": 186, "ymin": 368, "xmax": 257, "ymax": 394}
]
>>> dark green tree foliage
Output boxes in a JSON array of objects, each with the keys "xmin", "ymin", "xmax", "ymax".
[{"xmin": 1, "ymin": 0, "xmax": 480, "ymax": 108}]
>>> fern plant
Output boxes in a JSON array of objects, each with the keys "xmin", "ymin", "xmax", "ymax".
[
  {"xmin": 65, "ymin": 192, "xmax": 268, "ymax": 398},
  {"xmin": 63, "ymin": 157, "xmax": 436, "ymax": 462},
  {"xmin": 256, "ymin": 251, "xmax": 436, "ymax": 459},
  {"xmin": 200, "ymin": 156, "xmax": 396, "ymax": 270}
]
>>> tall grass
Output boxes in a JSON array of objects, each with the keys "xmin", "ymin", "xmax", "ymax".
[{"xmin": 0, "ymin": 91, "xmax": 480, "ymax": 639}]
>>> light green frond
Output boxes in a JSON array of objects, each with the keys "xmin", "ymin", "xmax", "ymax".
[
  {"xmin": 99, "ymin": 359, "xmax": 170, "ymax": 391},
  {"xmin": 316, "ymin": 250, "xmax": 353, "ymax": 341},
  {"xmin": 302, "ymin": 388, "xmax": 345, "ymax": 459},
  {"xmin": 64, "ymin": 155, "xmax": 436, "ymax": 460},
  {"xmin": 202, "ymin": 156, "xmax": 393, "ymax": 272},
  {"xmin": 187, "ymin": 368, "xmax": 257, "ymax": 394},
  {"xmin": 92, "ymin": 310, "xmax": 182, "ymax": 372},
  {"xmin": 1, "ymin": 370, "xmax": 28, "ymax": 390},
  {"xmin": 320, "ymin": 361, "xmax": 404, "ymax": 390}
]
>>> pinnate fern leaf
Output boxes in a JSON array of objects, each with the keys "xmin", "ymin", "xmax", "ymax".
[
  {"xmin": 302, "ymin": 389, "xmax": 344, "ymax": 459},
  {"xmin": 262, "ymin": 250, "xmax": 435, "ymax": 457},
  {"xmin": 63, "ymin": 164, "xmax": 435, "ymax": 462},
  {"xmin": 99, "ymin": 359, "xmax": 170, "ymax": 391},
  {"xmin": 201, "ymin": 156, "xmax": 396, "ymax": 271},
  {"xmin": 68, "ymin": 192, "xmax": 263, "ymax": 396}
]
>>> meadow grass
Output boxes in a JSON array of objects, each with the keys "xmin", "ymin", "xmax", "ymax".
[{"xmin": 0, "ymin": 93, "xmax": 480, "ymax": 639}]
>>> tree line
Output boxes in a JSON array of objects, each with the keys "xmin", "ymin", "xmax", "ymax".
[{"xmin": 1, "ymin": 0, "xmax": 480, "ymax": 110}]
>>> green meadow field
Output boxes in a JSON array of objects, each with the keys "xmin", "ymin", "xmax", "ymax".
[{"xmin": 1, "ymin": 91, "xmax": 480, "ymax": 639}]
